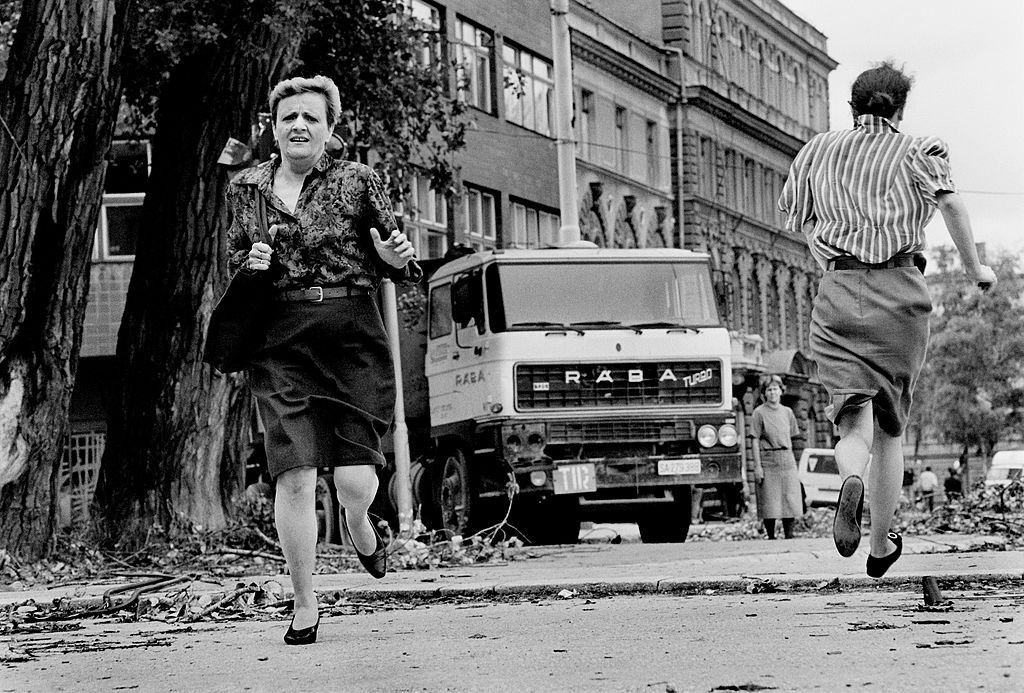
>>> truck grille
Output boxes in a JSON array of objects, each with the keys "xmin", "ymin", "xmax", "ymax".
[
  {"xmin": 547, "ymin": 419, "xmax": 695, "ymax": 443},
  {"xmin": 516, "ymin": 361, "xmax": 723, "ymax": 409}
]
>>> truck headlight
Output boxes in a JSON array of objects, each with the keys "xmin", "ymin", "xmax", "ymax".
[
  {"xmin": 697, "ymin": 424, "xmax": 718, "ymax": 448},
  {"xmin": 717, "ymin": 424, "xmax": 738, "ymax": 447}
]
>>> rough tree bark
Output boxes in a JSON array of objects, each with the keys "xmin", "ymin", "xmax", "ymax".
[
  {"xmin": 0, "ymin": 0, "xmax": 130, "ymax": 558},
  {"xmin": 94, "ymin": 26, "xmax": 297, "ymax": 548}
]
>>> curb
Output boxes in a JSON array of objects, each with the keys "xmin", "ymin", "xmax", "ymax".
[
  {"xmin": 335, "ymin": 570, "xmax": 1024, "ymax": 600},
  {"xmin": 4, "ymin": 570, "xmax": 1021, "ymax": 616}
]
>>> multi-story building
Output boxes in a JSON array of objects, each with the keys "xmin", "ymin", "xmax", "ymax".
[{"xmin": 64, "ymin": 0, "xmax": 838, "ymax": 521}]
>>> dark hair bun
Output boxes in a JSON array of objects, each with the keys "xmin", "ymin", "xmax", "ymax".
[
  {"xmin": 850, "ymin": 62, "xmax": 913, "ymax": 118},
  {"xmin": 866, "ymin": 92, "xmax": 894, "ymax": 110}
]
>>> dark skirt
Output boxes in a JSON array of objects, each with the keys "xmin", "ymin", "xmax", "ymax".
[
  {"xmin": 248, "ymin": 294, "xmax": 395, "ymax": 479},
  {"xmin": 809, "ymin": 266, "xmax": 931, "ymax": 437}
]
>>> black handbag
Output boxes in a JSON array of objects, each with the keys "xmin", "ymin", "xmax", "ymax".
[{"xmin": 203, "ymin": 190, "xmax": 275, "ymax": 374}]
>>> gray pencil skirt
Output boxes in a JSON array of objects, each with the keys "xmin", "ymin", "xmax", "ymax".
[
  {"xmin": 248, "ymin": 294, "xmax": 395, "ymax": 479},
  {"xmin": 809, "ymin": 265, "xmax": 932, "ymax": 437}
]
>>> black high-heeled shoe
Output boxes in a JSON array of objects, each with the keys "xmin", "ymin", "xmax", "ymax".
[
  {"xmin": 833, "ymin": 475, "xmax": 864, "ymax": 557},
  {"xmin": 866, "ymin": 532, "xmax": 903, "ymax": 578},
  {"xmin": 283, "ymin": 612, "xmax": 320, "ymax": 646},
  {"xmin": 345, "ymin": 513, "xmax": 387, "ymax": 579}
]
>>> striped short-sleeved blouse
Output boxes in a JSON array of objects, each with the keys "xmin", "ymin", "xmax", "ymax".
[{"xmin": 778, "ymin": 114, "xmax": 957, "ymax": 269}]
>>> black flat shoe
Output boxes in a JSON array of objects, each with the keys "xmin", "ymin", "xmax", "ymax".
[
  {"xmin": 866, "ymin": 532, "xmax": 903, "ymax": 578},
  {"xmin": 283, "ymin": 613, "xmax": 320, "ymax": 646},
  {"xmin": 833, "ymin": 475, "xmax": 864, "ymax": 557},
  {"xmin": 345, "ymin": 514, "xmax": 387, "ymax": 579}
]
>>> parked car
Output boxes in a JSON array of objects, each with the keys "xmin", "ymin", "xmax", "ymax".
[
  {"xmin": 985, "ymin": 450, "xmax": 1024, "ymax": 487},
  {"xmin": 798, "ymin": 448, "xmax": 843, "ymax": 508},
  {"xmin": 796, "ymin": 448, "xmax": 875, "ymax": 509}
]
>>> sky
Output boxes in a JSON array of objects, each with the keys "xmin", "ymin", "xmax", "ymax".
[{"xmin": 780, "ymin": 0, "xmax": 1024, "ymax": 260}]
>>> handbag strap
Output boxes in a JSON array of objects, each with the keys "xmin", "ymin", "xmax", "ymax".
[{"xmin": 252, "ymin": 188, "xmax": 272, "ymax": 246}]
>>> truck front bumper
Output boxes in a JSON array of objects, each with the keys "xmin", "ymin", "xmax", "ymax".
[{"xmin": 478, "ymin": 452, "xmax": 742, "ymax": 501}]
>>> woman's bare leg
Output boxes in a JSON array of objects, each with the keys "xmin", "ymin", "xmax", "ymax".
[
  {"xmin": 275, "ymin": 467, "xmax": 319, "ymax": 629},
  {"xmin": 334, "ymin": 465, "xmax": 380, "ymax": 554},
  {"xmin": 835, "ymin": 402, "xmax": 873, "ymax": 479},
  {"xmin": 868, "ymin": 425, "xmax": 903, "ymax": 557}
]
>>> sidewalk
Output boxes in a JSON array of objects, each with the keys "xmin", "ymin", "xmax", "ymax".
[{"xmin": 3, "ymin": 533, "xmax": 1020, "ymax": 608}]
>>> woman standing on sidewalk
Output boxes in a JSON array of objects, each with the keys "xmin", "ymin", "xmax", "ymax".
[
  {"xmin": 779, "ymin": 61, "xmax": 996, "ymax": 577},
  {"xmin": 749, "ymin": 376, "xmax": 803, "ymax": 540},
  {"xmin": 225, "ymin": 75, "xmax": 419, "ymax": 644}
]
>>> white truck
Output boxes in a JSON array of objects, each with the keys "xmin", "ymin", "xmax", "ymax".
[{"xmin": 388, "ymin": 247, "xmax": 742, "ymax": 543}]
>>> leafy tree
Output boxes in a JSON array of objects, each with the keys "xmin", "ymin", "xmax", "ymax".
[
  {"xmin": 0, "ymin": 0, "xmax": 132, "ymax": 558},
  {"xmin": 913, "ymin": 248, "xmax": 1024, "ymax": 486},
  {"xmin": 94, "ymin": 0, "xmax": 466, "ymax": 548}
]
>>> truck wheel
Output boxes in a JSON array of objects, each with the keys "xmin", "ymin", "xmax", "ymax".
[
  {"xmin": 514, "ymin": 496, "xmax": 581, "ymax": 545},
  {"xmin": 637, "ymin": 489, "xmax": 693, "ymax": 543},
  {"xmin": 435, "ymin": 448, "xmax": 473, "ymax": 538},
  {"xmin": 315, "ymin": 476, "xmax": 339, "ymax": 544}
]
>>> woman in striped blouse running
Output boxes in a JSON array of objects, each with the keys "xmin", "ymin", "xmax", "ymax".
[{"xmin": 779, "ymin": 62, "xmax": 996, "ymax": 577}]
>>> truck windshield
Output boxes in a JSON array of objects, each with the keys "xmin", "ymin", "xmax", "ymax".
[{"xmin": 486, "ymin": 261, "xmax": 720, "ymax": 331}]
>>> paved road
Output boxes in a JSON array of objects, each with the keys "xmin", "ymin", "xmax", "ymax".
[{"xmin": 3, "ymin": 588, "xmax": 1021, "ymax": 692}]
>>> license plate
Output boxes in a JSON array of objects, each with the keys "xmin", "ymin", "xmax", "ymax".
[
  {"xmin": 552, "ymin": 463, "xmax": 597, "ymax": 495},
  {"xmin": 658, "ymin": 458, "xmax": 701, "ymax": 475}
]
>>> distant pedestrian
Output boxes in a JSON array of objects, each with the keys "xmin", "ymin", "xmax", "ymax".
[
  {"xmin": 779, "ymin": 61, "xmax": 997, "ymax": 578},
  {"xmin": 919, "ymin": 466, "xmax": 939, "ymax": 511},
  {"xmin": 943, "ymin": 468, "xmax": 963, "ymax": 502},
  {"xmin": 750, "ymin": 376, "xmax": 804, "ymax": 539}
]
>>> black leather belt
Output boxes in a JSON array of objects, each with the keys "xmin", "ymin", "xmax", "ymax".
[
  {"xmin": 277, "ymin": 285, "xmax": 372, "ymax": 302},
  {"xmin": 827, "ymin": 253, "xmax": 919, "ymax": 271}
]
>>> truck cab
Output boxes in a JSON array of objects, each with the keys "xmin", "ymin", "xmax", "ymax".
[{"xmin": 418, "ymin": 247, "xmax": 741, "ymax": 543}]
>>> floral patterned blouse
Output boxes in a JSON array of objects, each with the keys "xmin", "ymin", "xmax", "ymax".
[{"xmin": 226, "ymin": 153, "xmax": 419, "ymax": 290}]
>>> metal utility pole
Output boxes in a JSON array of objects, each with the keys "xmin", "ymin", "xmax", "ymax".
[
  {"xmin": 550, "ymin": 0, "xmax": 581, "ymax": 245},
  {"xmin": 381, "ymin": 279, "xmax": 414, "ymax": 535}
]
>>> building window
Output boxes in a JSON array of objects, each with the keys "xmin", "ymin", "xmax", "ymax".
[
  {"xmin": 646, "ymin": 120, "xmax": 659, "ymax": 186},
  {"xmin": 463, "ymin": 185, "xmax": 497, "ymax": 250},
  {"xmin": 454, "ymin": 18, "xmax": 493, "ymax": 113},
  {"xmin": 402, "ymin": 0, "xmax": 443, "ymax": 67},
  {"xmin": 577, "ymin": 89, "xmax": 595, "ymax": 158},
  {"xmin": 614, "ymin": 106, "xmax": 628, "ymax": 173},
  {"xmin": 404, "ymin": 171, "xmax": 448, "ymax": 260},
  {"xmin": 105, "ymin": 139, "xmax": 151, "ymax": 194},
  {"xmin": 510, "ymin": 199, "xmax": 560, "ymax": 248},
  {"xmin": 502, "ymin": 43, "xmax": 553, "ymax": 136},
  {"xmin": 93, "ymin": 193, "xmax": 143, "ymax": 261}
]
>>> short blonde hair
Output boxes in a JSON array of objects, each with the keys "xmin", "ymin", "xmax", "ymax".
[{"xmin": 269, "ymin": 75, "xmax": 342, "ymax": 127}]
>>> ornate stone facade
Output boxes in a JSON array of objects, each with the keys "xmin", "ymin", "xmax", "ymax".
[{"xmin": 661, "ymin": 0, "xmax": 838, "ymax": 447}]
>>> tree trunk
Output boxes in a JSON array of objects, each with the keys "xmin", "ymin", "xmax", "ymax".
[
  {"xmin": 94, "ymin": 26, "xmax": 296, "ymax": 548},
  {"xmin": 0, "ymin": 0, "xmax": 130, "ymax": 558}
]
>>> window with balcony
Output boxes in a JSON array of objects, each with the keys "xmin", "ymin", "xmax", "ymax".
[
  {"xmin": 454, "ymin": 18, "xmax": 493, "ymax": 113},
  {"xmin": 463, "ymin": 185, "xmax": 497, "ymax": 251},
  {"xmin": 502, "ymin": 43, "xmax": 553, "ymax": 136},
  {"xmin": 510, "ymin": 199, "xmax": 560, "ymax": 248}
]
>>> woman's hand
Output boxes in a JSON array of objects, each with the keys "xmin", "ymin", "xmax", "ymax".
[
  {"xmin": 754, "ymin": 466, "xmax": 765, "ymax": 484},
  {"xmin": 370, "ymin": 227, "xmax": 416, "ymax": 269},
  {"xmin": 971, "ymin": 264, "xmax": 997, "ymax": 291},
  {"xmin": 247, "ymin": 242, "xmax": 273, "ymax": 271}
]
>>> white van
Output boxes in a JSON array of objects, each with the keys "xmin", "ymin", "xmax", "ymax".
[{"xmin": 985, "ymin": 450, "xmax": 1024, "ymax": 487}]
